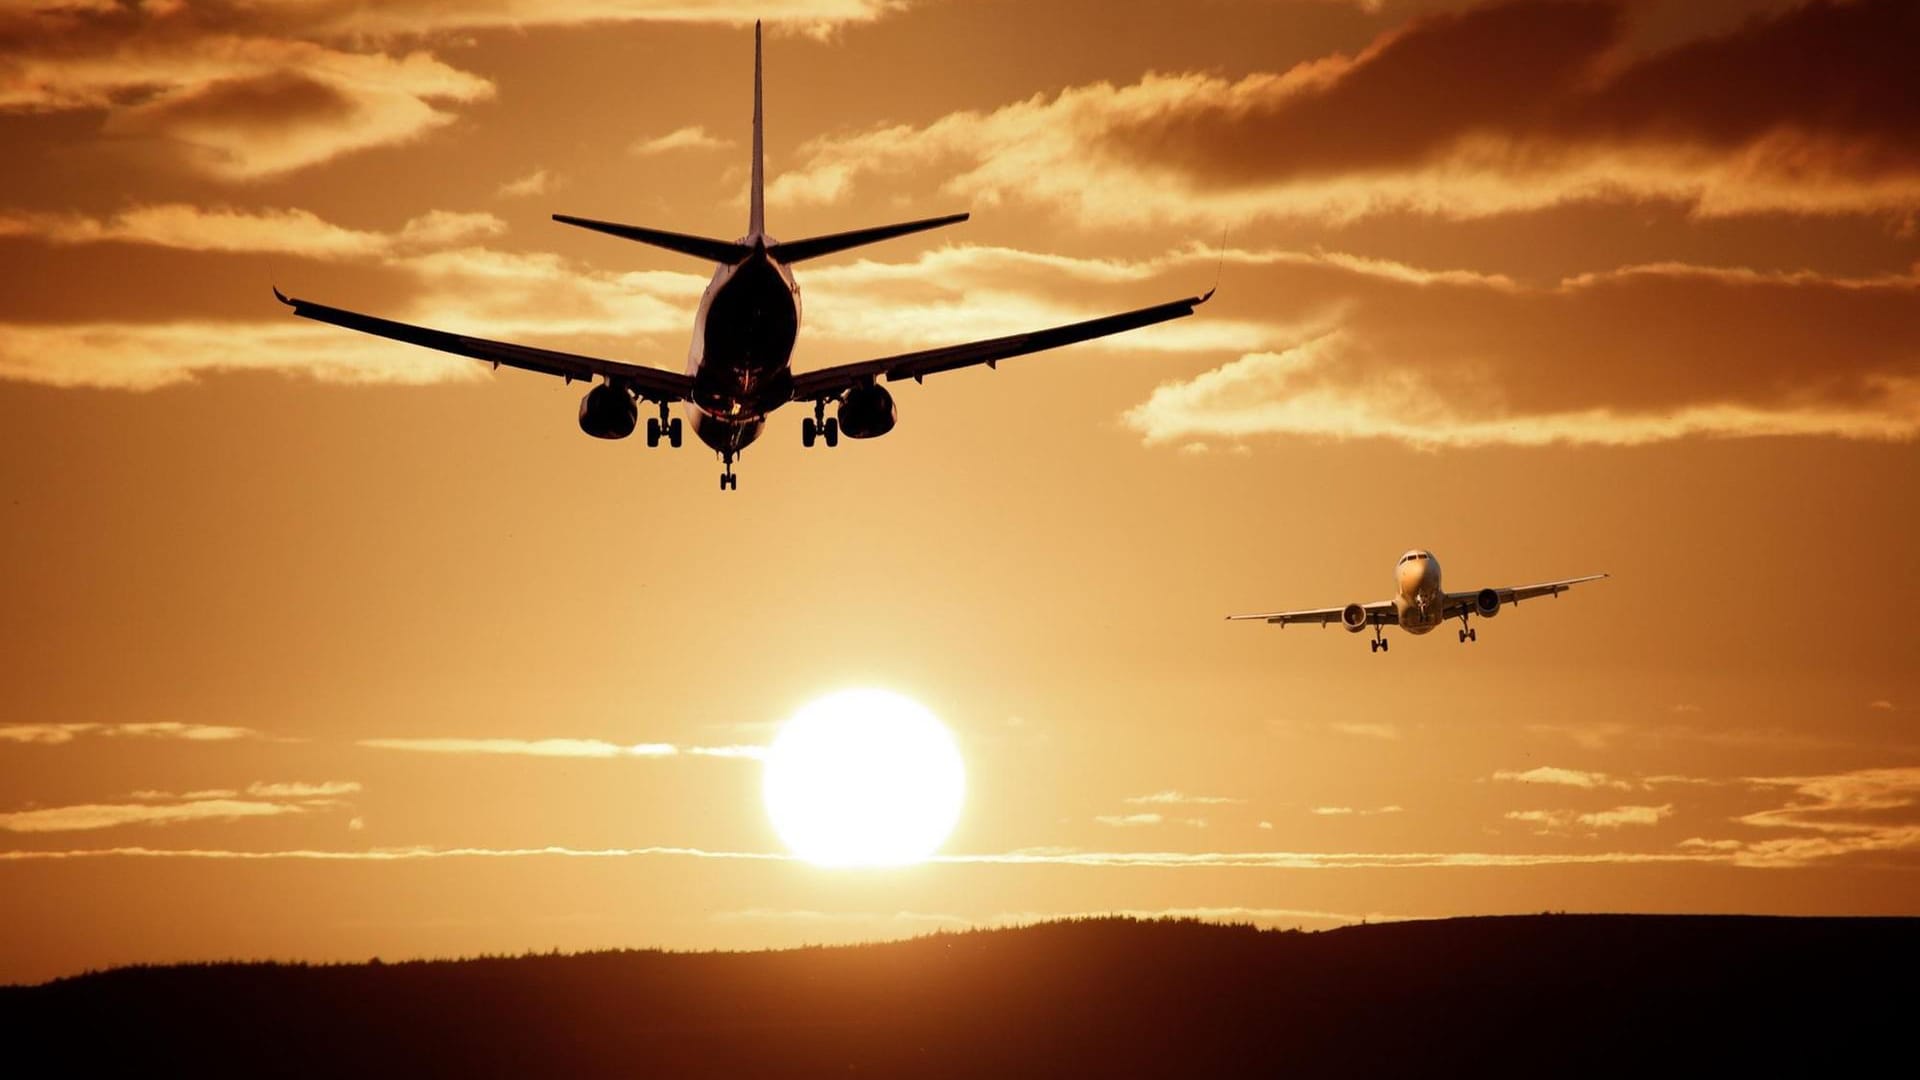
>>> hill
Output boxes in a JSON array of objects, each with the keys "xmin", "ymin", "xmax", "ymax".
[{"xmin": 3, "ymin": 914, "xmax": 1911, "ymax": 1076}]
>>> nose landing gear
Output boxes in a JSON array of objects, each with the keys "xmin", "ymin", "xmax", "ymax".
[{"xmin": 719, "ymin": 452, "xmax": 738, "ymax": 490}]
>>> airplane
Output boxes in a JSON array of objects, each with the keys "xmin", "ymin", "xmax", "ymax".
[
  {"xmin": 274, "ymin": 22, "xmax": 1211, "ymax": 490},
  {"xmin": 1227, "ymin": 550, "xmax": 1607, "ymax": 653}
]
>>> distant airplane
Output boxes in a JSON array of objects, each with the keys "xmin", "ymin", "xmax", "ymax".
[
  {"xmin": 1227, "ymin": 550, "xmax": 1607, "ymax": 652},
  {"xmin": 275, "ymin": 22, "xmax": 1210, "ymax": 489}
]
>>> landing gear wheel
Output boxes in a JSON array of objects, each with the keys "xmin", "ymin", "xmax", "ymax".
[
  {"xmin": 667, "ymin": 417, "xmax": 683, "ymax": 448},
  {"xmin": 802, "ymin": 417, "xmax": 817, "ymax": 448},
  {"xmin": 1459, "ymin": 629, "xmax": 1468, "ymax": 643},
  {"xmin": 824, "ymin": 417, "xmax": 839, "ymax": 448},
  {"xmin": 646, "ymin": 417, "xmax": 661, "ymax": 448}
]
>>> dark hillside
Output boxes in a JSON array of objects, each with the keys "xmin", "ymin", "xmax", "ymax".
[{"xmin": 3, "ymin": 915, "xmax": 1911, "ymax": 1077}]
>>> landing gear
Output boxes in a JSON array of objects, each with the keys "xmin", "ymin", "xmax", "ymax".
[
  {"xmin": 645, "ymin": 403, "xmax": 682, "ymax": 449},
  {"xmin": 802, "ymin": 401, "xmax": 839, "ymax": 448},
  {"xmin": 1457, "ymin": 614, "xmax": 1476, "ymax": 643},
  {"xmin": 1369, "ymin": 626, "xmax": 1390, "ymax": 653},
  {"xmin": 719, "ymin": 452, "xmax": 738, "ymax": 491}
]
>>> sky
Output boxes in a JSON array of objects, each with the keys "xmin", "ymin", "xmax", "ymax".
[{"xmin": 1, "ymin": 0, "xmax": 1917, "ymax": 984}]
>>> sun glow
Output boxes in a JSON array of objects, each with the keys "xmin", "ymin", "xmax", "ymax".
[{"xmin": 762, "ymin": 689, "xmax": 965, "ymax": 867}]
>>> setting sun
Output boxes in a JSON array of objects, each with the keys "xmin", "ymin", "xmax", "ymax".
[{"xmin": 762, "ymin": 689, "xmax": 965, "ymax": 867}]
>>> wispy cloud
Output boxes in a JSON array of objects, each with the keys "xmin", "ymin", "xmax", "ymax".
[
  {"xmin": 629, "ymin": 125, "xmax": 735, "ymax": 156},
  {"xmin": 1506, "ymin": 804, "xmax": 1674, "ymax": 835},
  {"xmin": 1124, "ymin": 790, "xmax": 1245, "ymax": 806},
  {"xmin": 0, "ymin": 205, "xmax": 503, "ymax": 259},
  {"xmin": 772, "ymin": 0, "xmax": 1920, "ymax": 225},
  {"xmin": 1493, "ymin": 766, "xmax": 1634, "ymax": 791},
  {"xmin": 496, "ymin": 168, "xmax": 555, "ymax": 199},
  {"xmin": 0, "ymin": 779, "xmax": 360, "ymax": 833},
  {"xmin": 1094, "ymin": 813, "xmax": 1165, "ymax": 828},
  {"xmin": 357, "ymin": 738, "xmax": 763, "ymax": 759},
  {"xmin": 244, "ymin": 781, "xmax": 361, "ymax": 799},
  {"xmin": 1310, "ymin": 805, "xmax": 1403, "ymax": 817},
  {"xmin": 0, "ymin": 722, "xmax": 263, "ymax": 745},
  {"xmin": 1329, "ymin": 722, "xmax": 1401, "ymax": 741}
]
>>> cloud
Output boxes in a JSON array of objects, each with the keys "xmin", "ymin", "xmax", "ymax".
[
  {"xmin": 629, "ymin": 125, "xmax": 734, "ymax": 156},
  {"xmin": 1493, "ymin": 766, "xmax": 1634, "ymax": 791},
  {"xmin": 244, "ymin": 780, "xmax": 361, "ymax": 799},
  {"xmin": 1124, "ymin": 790, "xmax": 1245, "ymax": 806},
  {"xmin": 1672, "ymin": 767, "xmax": 1920, "ymax": 868},
  {"xmin": 0, "ymin": 776, "xmax": 361, "ymax": 833},
  {"xmin": 0, "ymin": 3, "xmax": 894, "ymax": 181},
  {"xmin": 773, "ymin": 0, "xmax": 1920, "ymax": 225},
  {"xmin": 1506, "ymin": 804, "xmax": 1674, "ymax": 834},
  {"xmin": 1329, "ymin": 722, "xmax": 1400, "ymax": 740},
  {"xmin": 496, "ymin": 168, "xmax": 554, "ymax": 199},
  {"xmin": 358, "ymin": 737, "xmax": 762, "ymax": 759},
  {"xmin": 1094, "ymin": 813, "xmax": 1164, "ymax": 828},
  {"xmin": 0, "ymin": 204, "xmax": 504, "ymax": 258},
  {"xmin": 1868, "ymin": 700, "xmax": 1896, "ymax": 711},
  {"xmin": 2, "ymin": 798, "xmax": 303, "ymax": 833},
  {"xmin": 0, "ymin": 722, "xmax": 262, "ymax": 744},
  {"xmin": 1310, "ymin": 805, "xmax": 1403, "ymax": 817},
  {"xmin": 1121, "ymin": 256, "xmax": 1920, "ymax": 449}
]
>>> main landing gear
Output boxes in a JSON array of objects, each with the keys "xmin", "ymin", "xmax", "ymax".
[
  {"xmin": 801, "ymin": 399, "xmax": 839, "ymax": 448},
  {"xmin": 1457, "ymin": 613, "xmax": 1477, "ymax": 643},
  {"xmin": 645, "ymin": 402, "xmax": 683, "ymax": 449},
  {"xmin": 1369, "ymin": 626, "xmax": 1390, "ymax": 653},
  {"xmin": 719, "ymin": 452, "xmax": 738, "ymax": 491}
]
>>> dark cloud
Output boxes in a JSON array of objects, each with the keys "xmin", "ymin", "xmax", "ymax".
[{"xmin": 1113, "ymin": 0, "xmax": 1920, "ymax": 189}]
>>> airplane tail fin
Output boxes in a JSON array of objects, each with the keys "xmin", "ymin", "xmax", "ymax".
[
  {"xmin": 749, "ymin": 20, "xmax": 765, "ymax": 240},
  {"xmin": 773, "ymin": 213, "xmax": 970, "ymax": 263}
]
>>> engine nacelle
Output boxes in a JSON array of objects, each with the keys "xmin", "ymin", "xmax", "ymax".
[
  {"xmin": 838, "ymin": 382, "xmax": 897, "ymax": 439},
  {"xmin": 578, "ymin": 384, "xmax": 637, "ymax": 440},
  {"xmin": 1474, "ymin": 588, "xmax": 1500, "ymax": 618},
  {"xmin": 1341, "ymin": 602, "xmax": 1369, "ymax": 633}
]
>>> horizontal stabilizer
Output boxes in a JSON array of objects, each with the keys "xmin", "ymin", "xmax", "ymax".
[
  {"xmin": 553, "ymin": 214, "xmax": 754, "ymax": 264},
  {"xmin": 773, "ymin": 212, "xmax": 969, "ymax": 263}
]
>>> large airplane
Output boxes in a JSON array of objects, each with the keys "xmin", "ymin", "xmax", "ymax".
[
  {"xmin": 1228, "ymin": 550, "xmax": 1606, "ymax": 653},
  {"xmin": 274, "ymin": 23, "xmax": 1211, "ymax": 489}
]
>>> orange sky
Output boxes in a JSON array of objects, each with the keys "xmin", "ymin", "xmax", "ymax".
[{"xmin": 1, "ymin": 0, "xmax": 1917, "ymax": 984}]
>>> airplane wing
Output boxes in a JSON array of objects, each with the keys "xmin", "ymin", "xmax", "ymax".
[
  {"xmin": 1441, "ymin": 573, "xmax": 1609, "ymax": 617},
  {"xmin": 1225, "ymin": 601, "xmax": 1398, "ymax": 628},
  {"xmin": 789, "ymin": 289, "xmax": 1213, "ymax": 403},
  {"xmin": 275, "ymin": 290, "xmax": 695, "ymax": 401}
]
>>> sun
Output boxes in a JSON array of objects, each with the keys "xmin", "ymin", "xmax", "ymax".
[{"xmin": 762, "ymin": 688, "xmax": 966, "ymax": 867}]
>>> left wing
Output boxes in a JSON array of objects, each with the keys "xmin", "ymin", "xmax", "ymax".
[
  {"xmin": 275, "ymin": 289, "xmax": 694, "ymax": 402},
  {"xmin": 789, "ymin": 289, "xmax": 1212, "ymax": 403},
  {"xmin": 1442, "ymin": 574, "xmax": 1608, "ymax": 617},
  {"xmin": 1225, "ymin": 601, "xmax": 1398, "ymax": 628}
]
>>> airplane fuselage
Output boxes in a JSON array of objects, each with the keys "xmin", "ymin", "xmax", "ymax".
[
  {"xmin": 685, "ymin": 243, "xmax": 802, "ymax": 456},
  {"xmin": 1393, "ymin": 549, "xmax": 1445, "ymax": 634}
]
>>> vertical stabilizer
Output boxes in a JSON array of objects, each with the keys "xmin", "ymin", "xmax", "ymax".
[{"xmin": 749, "ymin": 20, "xmax": 765, "ymax": 240}]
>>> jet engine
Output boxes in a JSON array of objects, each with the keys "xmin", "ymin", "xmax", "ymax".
[
  {"xmin": 578, "ymin": 384, "xmax": 637, "ymax": 440},
  {"xmin": 838, "ymin": 382, "xmax": 897, "ymax": 439},
  {"xmin": 1474, "ymin": 588, "xmax": 1500, "ymax": 618},
  {"xmin": 1341, "ymin": 603, "xmax": 1369, "ymax": 633}
]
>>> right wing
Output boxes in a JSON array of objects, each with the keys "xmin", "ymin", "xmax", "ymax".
[
  {"xmin": 275, "ymin": 289, "xmax": 694, "ymax": 401},
  {"xmin": 1225, "ymin": 601, "xmax": 1398, "ymax": 628},
  {"xmin": 789, "ymin": 289, "xmax": 1212, "ymax": 402}
]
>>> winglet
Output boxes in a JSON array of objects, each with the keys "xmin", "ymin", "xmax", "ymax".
[
  {"xmin": 1198, "ymin": 286, "xmax": 1216, "ymax": 304},
  {"xmin": 272, "ymin": 286, "xmax": 292, "ymax": 306},
  {"xmin": 749, "ymin": 20, "xmax": 765, "ymax": 240}
]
